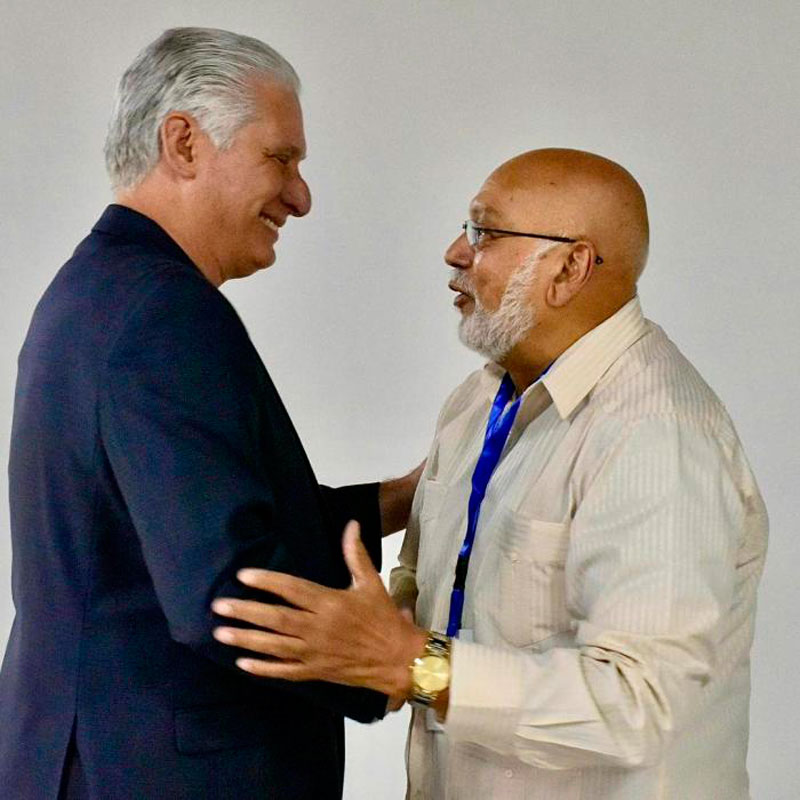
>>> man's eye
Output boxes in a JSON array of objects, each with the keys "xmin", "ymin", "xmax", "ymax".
[{"xmin": 265, "ymin": 151, "xmax": 291, "ymax": 166}]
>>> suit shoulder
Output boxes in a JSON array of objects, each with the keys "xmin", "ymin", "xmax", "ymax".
[
  {"xmin": 117, "ymin": 264, "xmax": 247, "ymax": 342},
  {"xmin": 104, "ymin": 264, "xmax": 259, "ymax": 385}
]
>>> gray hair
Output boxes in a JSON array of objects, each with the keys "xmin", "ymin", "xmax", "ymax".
[{"xmin": 104, "ymin": 27, "xmax": 300, "ymax": 191}]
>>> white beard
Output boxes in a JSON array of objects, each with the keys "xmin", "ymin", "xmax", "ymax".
[{"xmin": 457, "ymin": 251, "xmax": 543, "ymax": 362}]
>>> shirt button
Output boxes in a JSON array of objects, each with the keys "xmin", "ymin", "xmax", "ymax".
[{"xmin": 505, "ymin": 769, "xmax": 514, "ymax": 778}]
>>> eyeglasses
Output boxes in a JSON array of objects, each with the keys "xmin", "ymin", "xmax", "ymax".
[{"xmin": 462, "ymin": 220, "xmax": 603, "ymax": 265}]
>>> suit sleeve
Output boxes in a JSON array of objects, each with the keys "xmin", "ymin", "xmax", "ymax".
[
  {"xmin": 98, "ymin": 266, "xmax": 385, "ymax": 723},
  {"xmin": 318, "ymin": 483, "xmax": 383, "ymax": 572}
]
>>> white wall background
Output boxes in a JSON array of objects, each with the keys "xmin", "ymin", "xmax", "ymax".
[{"xmin": 1, "ymin": 1, "xmax": 798, "ymax": 796}]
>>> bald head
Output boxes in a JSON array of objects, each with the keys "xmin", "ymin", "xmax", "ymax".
[
  {"xmin": 477, "ymin": 148, "xmax": 649, "ymax": 284},
  {"xmin": 447, "ymin": 148, "xmax": 651, "ymax": 387}
]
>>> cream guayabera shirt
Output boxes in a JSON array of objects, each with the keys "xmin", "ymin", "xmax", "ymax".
[{"xmin": 390, "ymin": 298, "xmax": 767, "ymax": 800}]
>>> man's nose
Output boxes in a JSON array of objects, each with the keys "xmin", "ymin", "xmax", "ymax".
[
  {"xmin": 284, "ymin": 173, "xmax": 311, "ymax": 218},
  {"xmin": 444, "ymin": 232, "xmax": 473, "ymax": 270}
]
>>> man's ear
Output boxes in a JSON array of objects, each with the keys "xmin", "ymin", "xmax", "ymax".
[
  {"xmin": 546, "ymin": 242, "xmax": 595, "ymax": 307},
  {"xmin": 159, "ymin": 112, "xmax": 203, "ymax": 179}
]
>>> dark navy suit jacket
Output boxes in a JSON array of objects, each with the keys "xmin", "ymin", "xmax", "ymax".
[{"xmin": 0, "ymin": 205, "xmax": 386, "ymax": 799}]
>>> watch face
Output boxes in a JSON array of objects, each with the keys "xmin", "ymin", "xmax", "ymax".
[{"xmin": 414, "ymin": 654, "xmax": 450, "ymax": 693}]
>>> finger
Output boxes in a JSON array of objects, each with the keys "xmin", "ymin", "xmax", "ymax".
[
  {"xmin": 236, "ymin": 657, "xmax": 314, "ymax": 681},
  {"xmin": 342, "ymin": 520, "xmax": 381, "ymax": 590},
  {"xmin": 236, "ymin": 569, "xmax": 331, "ymax": 611},
  {"xmin": 211, "ymin": 598, "xmax": 308, "ymax": 634},
  {"xmin": 213, "ymin": 626, "xmax": 304, "ymax": 659},
  {"xmin": 386, "ymin": 694, "xmax": 407, "ymax": 712}
]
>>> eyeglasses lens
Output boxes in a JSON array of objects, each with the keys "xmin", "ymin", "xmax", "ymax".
[{"xmin": 463, "ymin": 221, "xmax": 478, "ymax": 247}]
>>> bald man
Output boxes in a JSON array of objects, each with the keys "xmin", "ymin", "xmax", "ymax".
[{"xmin": 212, "ymin": 149, "xmax": 767, "ymax": 799}]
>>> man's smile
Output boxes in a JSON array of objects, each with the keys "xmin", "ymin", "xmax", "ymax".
[{"xmin": 259, "ymin": 212, "xmax": 281, "ymax": 233}]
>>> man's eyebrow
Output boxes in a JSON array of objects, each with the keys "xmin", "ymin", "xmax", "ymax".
[
  {"xmin": 470, "ymin": 203, "xmax": 500, "ymax": 224},
  {"xmin": 263, "ymin": 145, "xmax": 306, "ymax": 161}
]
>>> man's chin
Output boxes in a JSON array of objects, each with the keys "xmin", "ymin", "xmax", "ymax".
[
  {"xmin": 458, "ymin": 315, "xmax": 532, "ymax": 364},
  {"xmin": 258, "ymin": 243, "xmax": 277, "ymax": 269},
  {"xmin": 249, "ymin": 246, "xmax": 277, "ymax": 273},
  {"xmin": 458, "ymin": 324, "xmax": 502, "ymax": 362},
  {"xmin": 223, "ymin": 254, "xmax": 275, "ymax": 282}
]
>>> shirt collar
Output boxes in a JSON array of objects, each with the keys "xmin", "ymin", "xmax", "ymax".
[
  {"xmin": 481, "ymin": 296, "xmax": 649, "ymax": 420},
  {"xmin": 542, "ymin": 296, "xmax": 649, "ymax": 419},
  {"xmin": 92, "ymin": 204, "xmax": 198, "ymax": 271}
]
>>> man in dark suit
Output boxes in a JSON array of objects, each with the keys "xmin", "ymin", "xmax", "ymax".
[{"xmin": 0, "ymin": 27, "xmax": 419, "ymax": 799}]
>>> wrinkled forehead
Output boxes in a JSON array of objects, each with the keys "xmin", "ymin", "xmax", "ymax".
[{"xmin": 469, "ymin": 171, "xmax": 566, "ymax": 228}]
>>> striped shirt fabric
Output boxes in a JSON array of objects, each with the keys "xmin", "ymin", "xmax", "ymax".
[{"xmin": 390, "ymin": 297, "xmax": 767, "ymax": 799}]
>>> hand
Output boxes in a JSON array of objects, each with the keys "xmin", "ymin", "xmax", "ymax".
[
  {"xmin": 212, "ymin": 521, "xmax": 428, "ymax": 698},
  {"xmin": 378, "ymin": 459, "xmax": 426, "ymax": 536},
  {"xmin": 386, "ymin": 607, "xmax": 415, "ymax": 712}
]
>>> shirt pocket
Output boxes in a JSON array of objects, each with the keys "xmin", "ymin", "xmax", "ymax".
[{"xmin": 486, "ymin": 510, "xmax": 573, "ymax": 647}]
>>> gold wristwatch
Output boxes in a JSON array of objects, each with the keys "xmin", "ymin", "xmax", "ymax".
[{"xmin": 409, "ymin": 631, "xmax": 451, "ymax": 707}]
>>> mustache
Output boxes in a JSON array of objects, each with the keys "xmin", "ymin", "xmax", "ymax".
[{"xmin": 449, "ymin": 269, "xmax": 473, "ymax": 294}]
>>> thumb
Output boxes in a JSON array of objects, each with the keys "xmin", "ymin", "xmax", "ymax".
[{"xmin": 342, "ymin": 520, "xmax": 380, "ymax": 590}]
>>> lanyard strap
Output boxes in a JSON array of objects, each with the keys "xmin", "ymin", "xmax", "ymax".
[{"xmin": 446, "ymin": 372, "xmax": 521, "ymax": 637}]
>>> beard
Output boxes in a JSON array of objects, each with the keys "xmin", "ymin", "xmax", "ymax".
[{"xmin": 455, "ymin": 251, "xmax": 544, "ymax": 362}]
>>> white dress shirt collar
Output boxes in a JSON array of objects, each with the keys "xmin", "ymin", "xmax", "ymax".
[{"xmin": 482, "ymin": 295, "xmax": 649, "ymax": 421}]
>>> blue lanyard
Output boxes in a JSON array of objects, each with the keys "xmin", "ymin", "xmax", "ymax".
[{"xmin": 446, "ymin": 372, "xmax": 521, "ymax": 638}]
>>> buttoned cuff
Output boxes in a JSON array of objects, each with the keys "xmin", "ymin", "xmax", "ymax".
[
  {"xmin": 443, "ymin": 640, "xmax": 600, "ymax": 762},
  {"xmin": 443, "ymin": 639, "xmax": 527, "ymax": 752}
]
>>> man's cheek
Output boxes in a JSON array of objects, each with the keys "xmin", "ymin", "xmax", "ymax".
[{"xmin": 475, "ymin": 282, "xmax": 501, "ymax": 311}]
